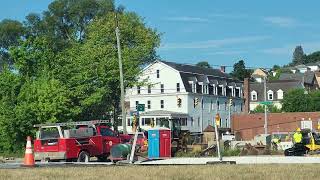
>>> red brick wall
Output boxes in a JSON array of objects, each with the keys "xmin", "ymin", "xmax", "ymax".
[{"xmin": 232, "ymin": 112, "xmax": 320, "ymax": 140}]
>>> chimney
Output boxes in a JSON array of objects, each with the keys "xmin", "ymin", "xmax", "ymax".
[
  {"xmin": 243, "ymin": 78, "xmax": 250, "ymax": 114},
  {"xmin": 220, "ymin": 66, "xmax": 226, "ymax": 73}
]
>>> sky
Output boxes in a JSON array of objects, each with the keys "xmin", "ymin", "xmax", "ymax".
[{"xmin": 1, "ymin": 0, "xmax": 320, "ymax": 70}]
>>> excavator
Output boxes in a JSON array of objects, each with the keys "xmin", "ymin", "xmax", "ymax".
[
  {"xmin": 159, "ymin": 118, "xmax": 190, "ymax": 156},
  {"xmin": 284, "ymin": 129, "xmax": 320, "ymax": 156}
]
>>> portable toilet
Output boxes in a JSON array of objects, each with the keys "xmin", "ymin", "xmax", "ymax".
[
  {"xmin": 148, "ymin": 129, "xmax": 160, "ymax": 159},
  {"xmin": 159, "ymin": 129, "xmax": 171, "ymax": 158},
  {"xmin": 148, "ymin": 127, "xmax": 171, "ymax": 159}
]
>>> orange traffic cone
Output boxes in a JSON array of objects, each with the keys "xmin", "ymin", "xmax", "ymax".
[{"xmin": 23, "ymin": 136, "xmax": 35, "ymax": 167}]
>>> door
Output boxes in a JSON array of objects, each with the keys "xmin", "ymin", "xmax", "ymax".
[
  {"xmin": 159, "ymin": 130, "xmax": 171, "ymax": 158},
  {"xmin": 148, "ymin": 130, "xmax": 159, "ymax": 158},
  {"xmin": 99, "ymin": 127, "xmax": 121, "ymax": 153}
]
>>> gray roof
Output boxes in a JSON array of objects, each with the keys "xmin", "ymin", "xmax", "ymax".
[
  {"xmin": 305, "ymin": 62, "xmax": 320, "ymax": 66},
  {"xmin": 160, "ymin": 60, "xmax": 239, "ymax": 93},
  {"xmin": 161, "ymin": 61, "xmax": 232, "ymax": 79},
  {"xmin": 279, "ymin": 72, "xmax": 315, "ymax": 85},
  {"xmin": 295, "ymin": 64, "xmax": 308, "ymax": 68},
  {"xmin": 250, "ymin": 80, "xmax": 304, "ymax": 102},
  {"xmin": 140, "ymin": 110, "xmax": 188, "ymax": 117}
]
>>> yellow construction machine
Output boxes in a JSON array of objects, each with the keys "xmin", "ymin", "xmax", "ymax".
[{"xmin": 285, "ymin": 129, "xmax": 320, "ymax": 156}]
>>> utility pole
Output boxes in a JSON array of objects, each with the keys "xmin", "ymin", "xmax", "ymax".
[
  {"xmin": 228, "ymin": 99, "xmax": 231, "ymax": 128},
  {"xmin": 264, "ymin": 76, "xmax": 268, "ymax": 134},
  {"xmin": 115, "ymin": 13, "xmax": 127, "ymax": 134}
]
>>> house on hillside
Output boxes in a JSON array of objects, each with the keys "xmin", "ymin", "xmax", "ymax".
[
  {"xmin": 249, "ymin": 80, "xmax": 304, "ymax": 111},
  {"xmin": 251, "ymin": 68, "xmax": 268, "ymax": 82},
  {"xmin": 123, "ymin": 60, "xmax": 244, "ymax": 133},
  {"xmin": 294, "ymin": 64, "xmax": 311, "ymax": 73},
  {"xmin": 305, "ymin": 62, "xmax": 320, "ymax": 72},
  {"xmin": 279, "ymin": 72, "xmax": 319, "ymax": 90}
]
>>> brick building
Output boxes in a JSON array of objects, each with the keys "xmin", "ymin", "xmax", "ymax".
[{"xmin": 232, "ymin": 112, "xmax": 320, "ymax": 140}]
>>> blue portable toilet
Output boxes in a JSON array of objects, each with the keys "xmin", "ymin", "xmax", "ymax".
[{"xmin": 148, "ymin": 129, "xmax": 160, "ymax": 159}]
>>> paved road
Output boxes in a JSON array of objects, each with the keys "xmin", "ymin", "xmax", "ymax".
[
  {"xmin": 136, "ymin": 156, "xmax": 320, "ymax": 165},
  {"xmin": 1, "ymin": 156, "xmax": 320, "ymax": 168}
]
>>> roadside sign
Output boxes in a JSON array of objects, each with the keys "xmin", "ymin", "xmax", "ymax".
[
  {"xmin": 259, "ymin": 101, "xmax": 272, "ymax": 105},
  {"xmin": 136, "ymin": 104, "xmax": 145, "ymax": 111}
]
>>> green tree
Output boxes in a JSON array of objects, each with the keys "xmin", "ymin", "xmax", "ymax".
[
  {"xmin": 23, "ymin": 0, "xmax": 115, "ymax": 51},
  {"xmin": 231, "ymin": 60, "xmax": 252, "ymax": 81},
  {"xmin": 0, "ymin": 19, "xmax": 25, "ymax": 69},
  {"xmin": 196, "ymin": 61, "xmax": 211, "ymax": 68},
  {"xmin": 310, "ymin": 91, "xmax": 320, "ymax": 111},
  {"xmin": 0, "ymin": 1, "xmax": 160, "ymax": 153},
  {"xmin": 253, "ymin": 104, "xmax": 282, "ymax": 113},
  {"xmin": 305, "ymin": 51, "xmax": 320, "ymax": 64},
  {"xmin": 281, "ymin": 89, "xmax": 312, "ymax": 112},
  {"xmin": 292, "ymin": 45, "xmax": 306, "ymax": 65}
]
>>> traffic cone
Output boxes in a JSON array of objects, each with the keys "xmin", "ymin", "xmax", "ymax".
[{"xmin": 23, "ymin": 136, "xmax": 35, "ymax": 167}]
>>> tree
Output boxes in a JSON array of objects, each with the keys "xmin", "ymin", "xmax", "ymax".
[
  {"xmin": 23, "ymin": 0, "xmax": 115, "ymax": 51},
  {"xmin": 196, "ymin": 61, "xmax": 211, "ymax": 68},
  {"xmin": 305, "ymin": 51, "xmax": 320, "ymax": 64},
  {"xmin": 0, "ymin": 19, "xmax": 25, "ymax": 69},
  {"xmin": 0, "ymin": 1, "xmax": 160, "ymax": 153},
  {"xmin": 292, "ymin": 45, "xmax": 306, "ymax": 65},
  {"xmin": 231, "ymin": 60, "xmax": 252, "ymax": 81},
  {"xmin": 281, "ymin": 89, "xmax": 312, "ymax": 112},
  {"xmin": 253, "ymin": 104, "xmax": 281, "ymax": 113}
]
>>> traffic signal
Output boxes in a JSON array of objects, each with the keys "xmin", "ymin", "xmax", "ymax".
[
  {"xmin": 177, "ymin": 98, "xmax": 182, "ymax": 107},
  {"xmin": 215, "ymin": 113, "xmax": 221, "ymax": 127},
  {"xmin": 194, "ymin": 97, "xmax": 199, "ymax": 107},
  {"xmin": 229, "ymin": 98, "xmax": 233, "ymax": 106}
]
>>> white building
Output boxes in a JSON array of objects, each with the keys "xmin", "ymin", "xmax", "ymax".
[
  {"xmin": 249, "ymin": 80, "xmax": 304, "ymax": 111},
  {"xmin": 122, "ymin": 60, "xmax": 244, "ymax": 133}
]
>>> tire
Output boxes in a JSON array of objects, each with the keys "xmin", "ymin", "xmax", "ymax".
[{"xmin": 77, "ymin": 151, "xmax": 90, "ymax": 163}]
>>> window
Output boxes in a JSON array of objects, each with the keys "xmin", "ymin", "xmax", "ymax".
[
  {"xmin": 240, "ymin": 103, "xmax": 243, "ymax": 111},
  {"xmin": 127, "ymin": 118, "xmax": 131, "ymax": 126},
  {"xmin": 211, "ymin": 100, "xmax": 214, "ymax": 111},
  {"xmin": 210, "ymin": 100, "xmax": 213, "ymax": 111},
  {"xmin": 203, "ymin": 85, "xmax": 208, "ymax": 94},
  {"xmin": 100, "ymin": 128, "xmax": 115, "ymax": 137},
  {"xmin": 160, "ymin": 100, "xmax": 164, "ymax": 109},
  {"xmin": 179, "ymin": 118, "xmax": 187, "ymax": 126},
  {"xmin": 251, "ymin": 91, "xmax": 257, "ymax": 101},
  {"xmin": 198, "ymin": 117, "xmax": 200, "ymax": 127},
  {"xmin": 148, "ymin": 85, "xmax": 151, "ymax": 94},
  {"xmin": 217, "ymin": 101, "xmax": 220, "ymax": 111},
  {"xmin": 177, "ymin": 83, "xmax": 180, "ymax": 92},
  {"xmin": 147, "ymin": 100, "xmax": 151, "ymax": 109},
  {"xmin": 201, "ymin": 99, "xmax": 204, "ymax": 109},
  {"xmin": 277, "ymin": 89, "xmax": 284, "ymax": 100},
  {"xmin": 142, "ymin": 118, "xmax": 152, "ymax": 126},
  {"xmin": 160, "ymin": 84, "xmax": 164, "ymax": 93},
  {"xmin": 190, "ymin": 117, "xmax": 194, "ymax": 126},
  {"xmin": 267, "ymin": 90, "xmax": 274, "ymax": 100},
  {"xmin": 137, "ymin": 86, "xmax": 141, "ymax": 94},
  {"xmin": 156, "ymin": 70, "xmax": 160, "ymax": 78}
]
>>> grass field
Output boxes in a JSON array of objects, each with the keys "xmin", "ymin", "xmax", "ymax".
[{"xmin": 0, "ymin": 164, "xmax": 319, "ymax": 180}]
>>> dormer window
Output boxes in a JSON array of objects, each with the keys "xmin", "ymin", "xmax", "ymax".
[
  {"xmin": 251, "ymin": 91, "xmax": 257, "ymax": 101},
  {"xmin": 277, "ymin": 89, "xmax": 283, "ymax": 100},
  {"xmin": 267, "ymin": 90, "xmax": 274, "ymax": 100}
]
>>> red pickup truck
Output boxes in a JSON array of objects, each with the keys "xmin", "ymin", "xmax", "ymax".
[{"xmin": 33, "ymin": 120, "xmax": 124, "ymax": 162}]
